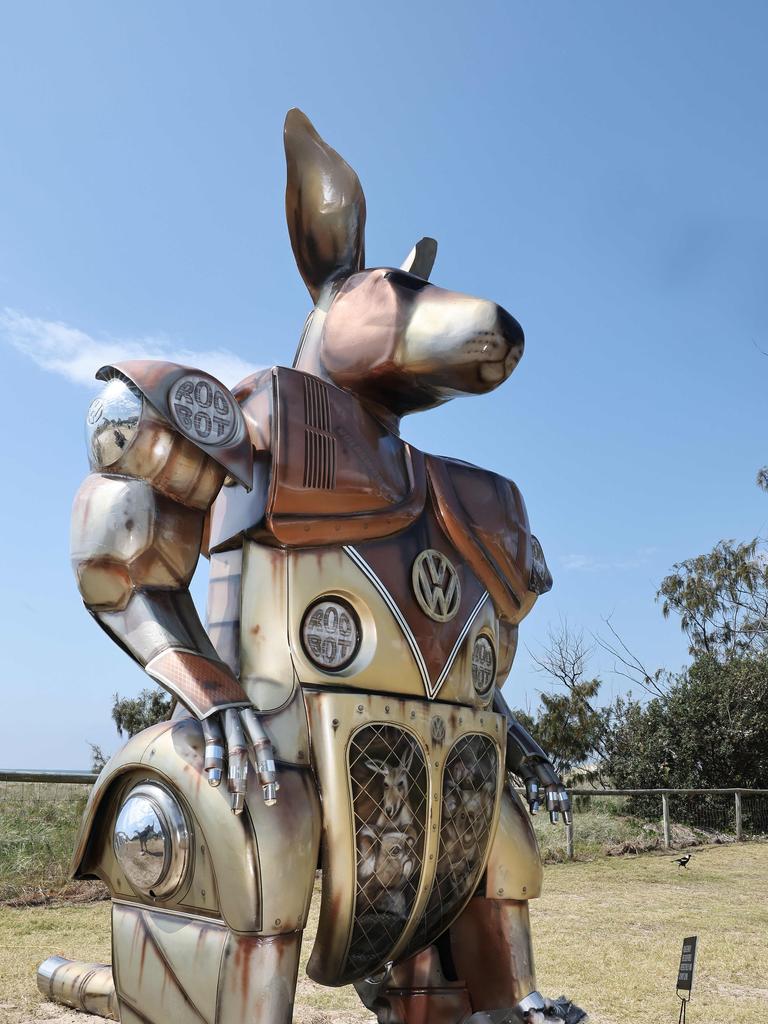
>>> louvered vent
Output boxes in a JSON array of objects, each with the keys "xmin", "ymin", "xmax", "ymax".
[{"xmin": 303, "ymin": 376, "xmax": 336, "ymax": 489}]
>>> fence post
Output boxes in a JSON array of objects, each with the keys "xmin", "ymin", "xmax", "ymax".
[
  {"xmin": 566, "ymin": 818, "xmax": 574, "ymax": 860},
  {"xmin": 662, "ymin": 793, "xmax": 671, "ymax": 849},
  {"xmin": 735, "ymin": 791, "xmax": 743, "ymax": 841}
]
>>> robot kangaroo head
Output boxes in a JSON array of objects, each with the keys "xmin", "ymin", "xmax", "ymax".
[{"xmin": 285, "ymin": 109, "xmax": 524, "ymax": 425}]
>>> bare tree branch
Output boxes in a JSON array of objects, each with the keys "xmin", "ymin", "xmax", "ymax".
[{"xmin": 595, "ymin": 616, "xmax": 669, "ymax": 700}]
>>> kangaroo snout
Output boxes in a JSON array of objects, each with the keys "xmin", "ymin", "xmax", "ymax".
[
  {"xmin": 401, "ymin": 289, "xmax": 524, "ymax": 393},
  {"xmin": 475, "ymin": 305, "xmax": 525, "ymax": 386}
]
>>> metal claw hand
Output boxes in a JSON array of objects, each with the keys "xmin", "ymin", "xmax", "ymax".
[
  {"xmin": 201, "ymin": 707, "xmax": 279, "ymax": 814},
  {"xmin": 494, "ymin": 691, "xmax": 572, "ymax": 828},
  {"xmin": 521, "ymin": 758, "xmax": 572, "ymax": 826}
]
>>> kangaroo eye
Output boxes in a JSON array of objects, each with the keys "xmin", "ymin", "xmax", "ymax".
[{"xmin": 383, "ymin": 270, "xmax": 428, "ymax": 292}]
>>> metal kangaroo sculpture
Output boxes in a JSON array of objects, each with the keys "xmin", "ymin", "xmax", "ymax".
[{"xmin": 38, "ymin": 109, "xmax": 585, "ymax": 1024}]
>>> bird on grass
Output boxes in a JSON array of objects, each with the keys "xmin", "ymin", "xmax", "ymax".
[{"xmin": 673, "ymin": 853, "xmax": 692, "ymax": 868}]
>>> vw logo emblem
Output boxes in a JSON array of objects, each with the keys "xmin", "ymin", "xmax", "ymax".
[{"xmin": 412, "ymin": 549, "xmax": 461, "ymax": 622}]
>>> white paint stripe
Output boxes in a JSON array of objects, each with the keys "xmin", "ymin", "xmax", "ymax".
[
  {"xmin": 429, "ymin": 592, "xmax": 489, "ymax": 698},
  {"xmin": 343, "ymin": 545, "xmax": 432, "ymax": 694}
]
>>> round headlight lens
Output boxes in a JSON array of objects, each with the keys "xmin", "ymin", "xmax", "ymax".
[
  {"xmin": 301, "ymin": 597, "xmax": 361, "ymax": 672},
  {"xmin": 113, "ymin": 782, "xmax": 190, "ymax": 898},
  {"xmin": 471, "ymin": 635, "xmax": 496, "ymax": 696}
]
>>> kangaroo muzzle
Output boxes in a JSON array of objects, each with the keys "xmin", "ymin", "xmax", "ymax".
[{"xmin": 400, "ymin": 293, "xmax": 525, "ymax": 395}]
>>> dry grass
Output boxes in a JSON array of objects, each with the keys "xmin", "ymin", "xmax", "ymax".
[
  {"xmin": 532, "ymin": 843, "xmax": 768, "ymax": 1023},
  {"xmin": 1, "ymin": 844, "xmax": 766, "ymax": 1024},
  {"xmin": 0, "ymin": 786, "xmax": 96, "ymax": 906}
]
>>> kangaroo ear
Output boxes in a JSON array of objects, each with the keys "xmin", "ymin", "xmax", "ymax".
[
  {"xmin": 364, "ymin": 757, "xmax": 387, "ymax": 776},
  {"xmin": 284, "ymin": 108, "xmax": 366, "ymax": 303},
  {"xmin": 400, "ymin": 237, "xmax": 437, "ymax": 280}
]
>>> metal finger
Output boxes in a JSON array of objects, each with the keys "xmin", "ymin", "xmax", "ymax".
[
  {"xmin": 201, "ymin": 716, "xmax": 224, "ymax": 787},
  {"xmin": 559, "ymin": 787, "xmax": 573, "ymax": 825},
  {"xmin": 526, "ymin": 779, "xmax": 540, "ymax": 814},
  {"xmin": 240, "ymin": 707, "xmax": 279, "ymax": 806},
  {"xmin": 546, "ymin": 785, "xmax": 560, "ymax": 824},
  {"xmin": 224, "ymin": 708, "xmax": 248, "ymax": 815}
]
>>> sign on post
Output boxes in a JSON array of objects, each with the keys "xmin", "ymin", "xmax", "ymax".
[
  {"xmin": 676, "ymin": 936, "xmax": 697, "ymax": 1022},
  {"xmin": 677, "ymin": 936, "xmax": 697, "ymax": 992}
]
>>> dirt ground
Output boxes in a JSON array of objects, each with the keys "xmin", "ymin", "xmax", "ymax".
[{"xmin": 2, "ymin": 843, "xmax": 766, "ymax": 1024}]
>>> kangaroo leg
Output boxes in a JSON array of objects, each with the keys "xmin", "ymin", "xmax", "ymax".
[
  {"xmin": 38, "ymin": 719, "xmax": 320, "ymax": 1024},
  {"xmin": 112, "ymin": 903, "xmax": 302, "ymax": 1024},
  {"xmin": 357, "ymin": 785, "xmax": 584, "ymax": 1024},
  {"xmin": 448, "ymin": 896, "xmax": 539, "ymax": 1010},
  {"xmin": 355, "ymin": 904, "xmax": 549, "ymax": 1024},
  {"xmin": 355, "ymin": 943, "xmax": 472, "ymax": 1024}
]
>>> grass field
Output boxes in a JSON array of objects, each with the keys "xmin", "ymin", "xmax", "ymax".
[
  {"xmin": 0, "ymin": 784, "xmax": 727, "ymax": 905},
  {"xmin": 0, "ymin": 787, "xmax": 91, "ymax": 905},
  {"xmin": 1, "ymin": 843, "xmax": 766, "ymax": 1024}
]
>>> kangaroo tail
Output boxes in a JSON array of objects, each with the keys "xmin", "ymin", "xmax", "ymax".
[{"xmin": 37, "ymin": 956, "xmax": 119, "ymax": 1020}]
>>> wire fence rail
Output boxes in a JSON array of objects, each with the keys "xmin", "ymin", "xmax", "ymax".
[
  {"xmin": 552, "ymin": 787, "xmax": 768, "ymax": 859},
  {"xmin": 1, "ymin": 771, "xmax": 767, "ymax": 866}
]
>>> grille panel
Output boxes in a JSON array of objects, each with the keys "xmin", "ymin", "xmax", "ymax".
[
  {"xmin": 403, "ymin": 733, "xmax": 497, "ymax": 956},
  {"xmin": 347, "ymin": 725, "xmax": 428, "ymax": 977}
]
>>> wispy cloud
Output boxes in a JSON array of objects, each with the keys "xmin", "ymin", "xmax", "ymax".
[
  {"xmin": 0, "ymin": 308, "xmax": 259, "ymax": 388},
  {"xmin": 561, "ymin": 547, "xmax": 657, "ymax": 572}
]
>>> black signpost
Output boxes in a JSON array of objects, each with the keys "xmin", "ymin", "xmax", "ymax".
[{"xmin": 676, "ymin": 936, "xmax": 697, "ymax": 1022}]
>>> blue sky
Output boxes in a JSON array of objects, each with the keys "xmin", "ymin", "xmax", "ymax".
[{"xmin": 1, "ymin": 1, "xmax": 766, "ymax": 768}]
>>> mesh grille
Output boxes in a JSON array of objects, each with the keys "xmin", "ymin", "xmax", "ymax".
[
  {"xmin": 346, "ymin": 725, "xmax": 428, "ymax": 977},
  {"xmin": 404, "ymin": 733, "xmax": 498, "ymax": 956}
]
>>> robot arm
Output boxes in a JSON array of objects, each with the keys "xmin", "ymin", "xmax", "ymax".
[
  {"xmin": 71, "ymin": 366, "xmax": 277, "ymax": 813},
  {"xmin": 492, "ymin": 688, "xmax": 572, "ymax": 825}
]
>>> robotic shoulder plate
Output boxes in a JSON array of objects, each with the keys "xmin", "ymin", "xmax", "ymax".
[
  {"xmin": 426, "ymin": 455, "xmax": 552, "ymax": 623},
  {"xmin": 90, "ymin": 361, "xmax": 253, "ymax": 488}
]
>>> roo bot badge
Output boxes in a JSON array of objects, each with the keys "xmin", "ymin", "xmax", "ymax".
[
  {"xmin": 169, "ymin": 373, "xmax": 240, "ymax": 445},
  {"xmin": 42, "ymin": 107, "xmax": 584, "ymax": 1024}
]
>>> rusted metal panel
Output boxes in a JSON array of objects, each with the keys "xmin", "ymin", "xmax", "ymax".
[
  {"xmin": 450, "ymin": 898, "xmax": 537, "ymax": 1010},
  {"xmin": 483, "ymin": 787, "xmax": 544, "ymax": 902}
]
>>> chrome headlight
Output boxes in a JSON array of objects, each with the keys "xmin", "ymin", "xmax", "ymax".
[
  {"xmin": 301, "ymin": 596, "xmax": 361, "ymax": 672},
  {"xmin": 113, "ymin": 782, "xmax": 190, "ymax": 899}
]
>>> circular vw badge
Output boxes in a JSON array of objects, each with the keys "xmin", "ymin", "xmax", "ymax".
[
  {"xmin": 169, "ymin": 374, "xmax": 239, "ymax": 447},
  {"xmin": 411, "ymin": 549, "xmax": 461, "ymax": 623}
]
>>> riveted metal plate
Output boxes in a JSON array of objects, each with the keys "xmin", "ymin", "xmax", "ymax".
[{"xmin": 304, "ymin": 691, "xmax": 504, "ymax": 986}]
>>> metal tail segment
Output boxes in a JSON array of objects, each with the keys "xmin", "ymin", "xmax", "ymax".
[{"xmin": 37, "ymin": 956, "xmax": 119, "ymax": 1020}]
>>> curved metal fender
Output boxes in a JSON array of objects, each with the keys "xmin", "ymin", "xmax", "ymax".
[
  {"xmin": 72, "ymin": 717, "xmax": 321, "ymax": 935},
  {"xmin": 482, "ymin": 784, "xmax": 544, "ymax": 901}
]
